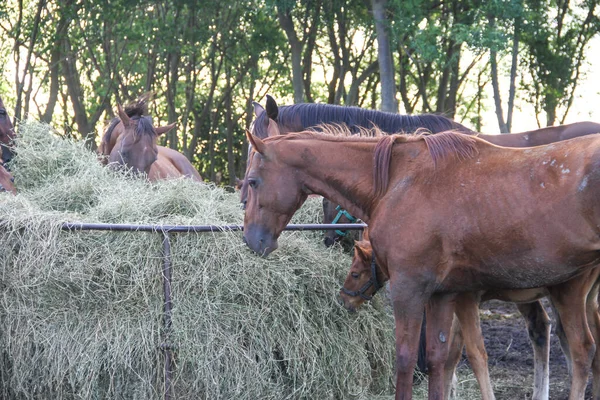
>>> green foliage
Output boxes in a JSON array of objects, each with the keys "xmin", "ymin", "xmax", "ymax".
[{"xmin": 1, "ymin": 0, "xmax": 598, "ymax": 181}]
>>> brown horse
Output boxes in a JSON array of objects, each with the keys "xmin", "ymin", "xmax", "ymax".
[
  {"xmin": 242, "ymin": 127, "xmax": 600, "ymax": 400},
  {"xmin": 0, "ymin": 96, "xmax": 16, "ymax": 164},
  {"xmin": 99, "ymin": 103, "xmax": 202, "ymax": 182},
  {"xmin": 341, "ymin": 237, "xmax": 600, "ymax": 400},
  {"xmin": 250, "ymin": 96, "xmax": 600, "ymax": 247}
]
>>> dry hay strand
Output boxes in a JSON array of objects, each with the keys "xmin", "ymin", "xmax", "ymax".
[{"xmin": 0, "ymin": 120, "xmax": 397, "ymax": 399}]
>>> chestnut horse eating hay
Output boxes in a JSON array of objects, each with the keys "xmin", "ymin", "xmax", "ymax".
[
  {"xmin": 341, "ymin": 236, "xmax": 600, "ymax": 400},
  {"xmin": 242, "ymin": 127, "xmax": 600, "ymax": 400}
]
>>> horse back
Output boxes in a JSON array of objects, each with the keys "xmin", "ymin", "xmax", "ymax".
[
  {"xmin": 521, "ymin": 121, "xmax": 600, "ymax": 147},
  {"xmin": 156, "ymin": 146, "xmax": 203, "ymax": 182}
]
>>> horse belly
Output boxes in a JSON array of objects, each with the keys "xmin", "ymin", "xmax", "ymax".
[{"xmin": 439, "ymin": 251, "xmax": 600, "ymax": 292}]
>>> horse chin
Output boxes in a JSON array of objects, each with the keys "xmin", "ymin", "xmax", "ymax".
[
  {"xmin": 243, "ymin": 223, "xmax": 278, "ymax": 257},
  {"xmin": 337, "ymin": 294, "xmax": 359, "ymax": 313}
]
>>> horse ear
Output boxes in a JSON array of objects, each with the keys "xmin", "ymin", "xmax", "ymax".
[
  {"xmin": 362, "ymin": 228, "xmax": 370, "ymax": 241},
  {"xmin": 117, "ymin": 104, "xmax": 131, "ymax": 128},
  {"xmin": 253, "ymin": 101, "xmax": 265, "ymax": 118},
  {"xmin": 265, "ymin": 95, "xmax": 278, "ymax": 120},
  {"xmin": 354, "ymin": 240, "xmax": 371, "ymax": 261},
  {"xmin": 246, "ymin": 129, "xmax": 266, "ymax": 155},
  {"xmin": 156, "ymin": 122, "xmax": 176, "ymax": 136}
]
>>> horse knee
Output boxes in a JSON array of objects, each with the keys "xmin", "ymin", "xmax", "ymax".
[{"xmin": 395, "ymin": 348, "xmax": 418, "ymax": 375}]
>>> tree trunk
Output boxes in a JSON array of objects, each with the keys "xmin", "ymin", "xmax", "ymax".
[
  {"xmin": 490, "ymin": 48, "xmax": 509, "ymax": 133},
  {"xmin": 506, "ymin": 16, "xmax": 520, "ymax": 133},
  {"xmin": 371, "ymin": 0, "xmax": 397, "ymax": 112},
  {"xmin": 277, "ymin": 7, "xmax": 304, "ymax": 103}
]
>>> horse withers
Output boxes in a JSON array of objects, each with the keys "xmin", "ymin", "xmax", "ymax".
[
  {"xmin": 341, "ymin": 237, "xmax": 600, "ymax": 400},
  {"xmin": 0, "ymin": 96, "xmax": 16, "ymax": 164},
  {"xmin": 242, "ymin": 127, "xmax": 600, "ymax": 400}
]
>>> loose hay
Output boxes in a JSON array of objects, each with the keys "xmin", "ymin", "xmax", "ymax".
[{"xmin": 0, "ymin": 121, "xmax": 397, "ymax": 399}]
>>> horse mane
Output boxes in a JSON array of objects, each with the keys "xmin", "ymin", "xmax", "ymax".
[
  {"xmin": 277, "ymin": 103, "xmax": 475, "ymax": 135},
  {"xmin": 373, "ymin": 130, "xmax": 478, "ymax": 197},
  {"xmin": 124, "ymin": 92, "xmax": 152, "ymax": 118},
  {"xmin": 101, "ymin": 93, "xmax": 155, "ymax": 152}
]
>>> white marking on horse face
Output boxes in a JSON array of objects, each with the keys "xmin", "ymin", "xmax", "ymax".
[
  {"xmin": 550, "ymin": 159, "xmax": 557, "ymax": 166},
  {"xmin": 540, "ymin": 182, "xmax": 546, "ymax": 188},
  {"xmin": 542, "ymin": 160, "xmax": 548, "ymax": 165},
  {"xmin": 561, "ymin": 168, "xmax": 570, "ymax": 174},
  {"xmin": 578, "ymin": 176, "xmax": 589, "ymax": 192}
]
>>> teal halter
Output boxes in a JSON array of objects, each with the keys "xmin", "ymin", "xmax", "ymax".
[{"xmin": 332, "ymin": 205, "xmax": 357, "ymax": 236}]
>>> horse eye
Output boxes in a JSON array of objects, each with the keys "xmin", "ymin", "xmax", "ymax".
[
  {"xmin": 248, "ymin": 179, "xmax": 257, "ymax": 188},
  {"xmin": 351, "ymin": 272, "xmax": 359, "ymax": 279}
]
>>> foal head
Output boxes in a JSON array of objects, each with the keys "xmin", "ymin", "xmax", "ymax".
[
  {"xmin": 0, "ymin": 96, "xmax": 16, "ymax": 164},
  {"xmin": 339, "ymin": 239, "xmax": 387, "ymax": 312},
  {"xmin": 106, "ymin": 104, "xmax": 175, "ymax": 175},
  {"xmin": 243, "ymin": 132, "xmax": 310, "ymax": 256}
]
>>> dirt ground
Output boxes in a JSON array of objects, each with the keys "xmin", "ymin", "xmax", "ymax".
[{"xmin": 452, "ymin": 298, "xmax": 583, "ymax": 399}]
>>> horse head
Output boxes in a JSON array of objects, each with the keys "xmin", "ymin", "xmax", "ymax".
[
  {"xmin": 0, "ymin": 147, "xmax": 16, "ymax": 195},
  {"xmin": 243, "ymin": 132, "xmax": 309, "ymax": 256},
  {"xmin": 104, "ymin": 104, "xmax": 175, "ymax": 175},
  {"xmin": 338, "ymin": 237, "xmax": 387, "ymax": 312},
  {"xmin": 0, "ymin": 96, "xmax": 16, "ymax": 164},
  {"xmin": 322, "ymin": 198, "xmax": 360, "ymax": 249}
]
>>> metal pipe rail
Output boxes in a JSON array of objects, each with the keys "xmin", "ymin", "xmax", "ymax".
[
  {"xmin": 59, "ymin": 221, "xmax": 367, "ymax": 400},
  {"xmin": 61, "ymin": 222, "xmax": 368, "ymax": 232}
]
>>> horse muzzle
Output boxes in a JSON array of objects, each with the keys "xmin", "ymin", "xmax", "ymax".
[{"xmin": 243, "ymin": 223, "xmax": 278, "ymax": 257}]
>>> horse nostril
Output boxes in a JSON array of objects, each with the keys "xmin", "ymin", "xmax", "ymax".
[
  {"xmin": 242, "ymin": 236, "xmax": 248, "ymax": 245},
  {"xmin": 324, "ymin": 236, "xmax": 334, "ymax": 247}
]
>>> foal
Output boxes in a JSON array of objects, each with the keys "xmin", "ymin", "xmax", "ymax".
[{"xmin": 341, "ymin": 238, "xmax": 600, "ymax": 400}]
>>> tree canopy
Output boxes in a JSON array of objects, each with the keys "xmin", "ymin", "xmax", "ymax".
[{"xmin": 1, "ymin": 0, "xmax": 598, "ymax": 185}]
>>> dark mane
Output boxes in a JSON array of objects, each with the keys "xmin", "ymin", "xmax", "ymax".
[
  {"xmin": 134, "ymin": 115, "xmax": 155, "ymax": 137},
  {"xmin": 101, "ymin": 93, "xmax": 155, "ymax": 149},
  {"xmin": 276, "ymin": 103, "xmax": 474, "ymax": 135},
  {"xmin": 101, "ymin": 117, "xmax": 121, "ymax": 151},
  {"xmin": 373, "ymin": 131, "xmax": 478, "ymax": 197},
  {"xmin": 124, "ymin": 93, "xmax": 151, "ymax": 118}
]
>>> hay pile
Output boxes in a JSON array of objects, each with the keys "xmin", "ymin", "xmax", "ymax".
[{"xmin": 0, "ymin": 120, "xmax": 396, "ymax": 399}]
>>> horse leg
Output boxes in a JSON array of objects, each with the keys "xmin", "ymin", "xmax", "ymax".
[
  {"xmin": 585, "ymin": 277, "xmax": 600, "ymax": 399},
  {"xmin": 516, "ymin": 301, "xmax": 550, "ymax": 400},
  {"xmin": 551, "ymin": 300, "xmax": 573, "ymax": 376},
  {"xmin": 444, "ymin": 314, "xmax": 464, "ymax": 400},
  {"xmin": 425, "ymin": 292, "xmax": 458, "ymax": 400},
  {"xmin": 548, "ymin": 273, "xmax": 596, "ymax": 400},
  {"xmin": 453, "ymin": 292, "xmax": 496, "ymax": 400},
  {"xmin": 388, "ymin": 275, "xmax": 431, "ymax": 400}
]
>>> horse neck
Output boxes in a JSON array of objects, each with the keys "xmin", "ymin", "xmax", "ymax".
[
  {"xmin": 276, "ymin": 138, "xmax": 382, "ymax": 223},
  {"xmin": 100, "ymin": 119, "xmax": 123, "ymax": 155}
]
